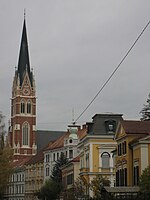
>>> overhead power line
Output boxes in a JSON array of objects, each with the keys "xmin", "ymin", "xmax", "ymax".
[{"xmin": 75, "ymin": 20, "xmax": 150, "ymax": 123}]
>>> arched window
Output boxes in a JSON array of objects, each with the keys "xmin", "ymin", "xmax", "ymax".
[
  {"xmin": 69, "ymin": 139, "xmax": 72, "ymax": 143},
  {"xmin": 22, "ymin": 122, "xmax": 29, "ymax": 146},
  {"xmin": 101, "ymin": 152, "xmax": 110, "ymax": 168},
  {"xmin": 27, "ymin": 100, "xmax": 31, "ymax": 114},
  {"xmin": 21, "ymin": 100, "xmax": 25, "ymax": 114}
]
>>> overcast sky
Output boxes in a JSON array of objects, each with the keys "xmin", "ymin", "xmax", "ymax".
[{"xmin": 0, "ymin": 0, "xmax": 150, "ymax": 131}]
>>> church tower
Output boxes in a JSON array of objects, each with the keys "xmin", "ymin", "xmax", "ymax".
[{"xmin": 9, "ymin": 16, "xmax": 37, "ymax": 159}]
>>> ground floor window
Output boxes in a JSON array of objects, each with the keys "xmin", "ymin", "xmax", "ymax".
[
  {"xmin": 116, "ymin": 168, "xmax": 127, "ymax": 186},
  {"xmin": 134, "ymin": 166, "xmax": 139, "ymax": 186}
]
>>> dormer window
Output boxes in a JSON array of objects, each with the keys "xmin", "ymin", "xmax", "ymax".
[
  {"xmin": 105, "ymin": 120, "xmax": 116, "ymax": 133},
  {"xmin": 108, "ymin": 124, "xmax": 113, "ymax": 131},
  {"xmin": 69, "ymin": 139, "xmax": 73, "ymax": 144}
]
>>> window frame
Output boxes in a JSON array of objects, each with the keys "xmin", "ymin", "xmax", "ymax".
[
  {"xmin": 101, "ymin": 152, "xmax": 110, "ymax": 169},
  {"xmin": 22, "ymin": 122, "xmax": 30, "ymax": 146}
]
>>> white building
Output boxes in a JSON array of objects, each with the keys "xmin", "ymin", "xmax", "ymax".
[
  {"xmin": 3, "ymin": 158, "xmax": 30, "ymax": 200},
  {"xmin": 44, "ymin": 125, "xmax": 86, "ymax": 182}
]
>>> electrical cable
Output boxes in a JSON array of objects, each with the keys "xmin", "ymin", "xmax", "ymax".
[{"xmin": 75, "ymin": 20, "xmax": 150, "ymax": 123}]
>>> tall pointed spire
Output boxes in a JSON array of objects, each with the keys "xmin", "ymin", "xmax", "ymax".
[
  {"xmin": 17, "ymin": 16, "xmax": 33, "ymax": 86},
  {"xmin": 9, "ymin": 14, "xmax": 37, "ymax": 159}
]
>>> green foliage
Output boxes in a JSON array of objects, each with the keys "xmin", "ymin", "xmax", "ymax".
[
  {"xmin": 51, "ymin": 153, "xmax": 68, "ymax": 185},
  {"xmin": 74, "ymin": 176, "xmax": 88, "ymax": 199},
  {"xmin": 140, "ymin": 93, "xmax": 150, "ymax": 121},
  {"xmin": 37, "ymin": 153, "xmax": 68, "ymax": 199},
  {"xmin": 0, "ymin": 143, "xmax": 13, "ymax": 197},
  {"xmin": 37, "ymin": 179, "xmax": 60, "ymax": 200},
  {"xmin": 63, "ymin": 188, "xmax": 76, "ymax": 200},
  {"xmin": 90, "ymin": 175, "xmax": 110, "ymax": 200},
  {"xmin": 139, "ymin": 165, "xmax": 150, "ymax": 193},
  {"xmin": 64, "ymin": 176, "xmax": 88, "ymax": 200}
]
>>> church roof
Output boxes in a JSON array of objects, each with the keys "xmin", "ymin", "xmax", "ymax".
[
  {"xmin": 36, "ymin": 130, "xmax": 65, "ymax": 151},
  {"xmin": 25, "ymin": 145, "xmax": 48, "ymax": 165},
  {"xmin": 17, "ymin": 18, "xmax": 33, "ymax": 86}
]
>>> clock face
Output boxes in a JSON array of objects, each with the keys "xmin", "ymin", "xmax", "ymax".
[{"xmin": 23, "ymin": 88, "xmax": 30, "ymax": 95}]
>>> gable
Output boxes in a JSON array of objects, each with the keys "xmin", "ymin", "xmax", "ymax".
[
  {"xmin": 115, "ymin": 122, "xmax": 126, "ymax": 141},
  {"xmin": 21, "ymin": 71, "xmax": 32, "ymax": 91}
]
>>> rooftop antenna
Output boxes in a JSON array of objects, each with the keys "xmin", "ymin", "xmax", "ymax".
[{"xmin": 72, "ymin": 108, "xmax": 76, "ymax": 125}]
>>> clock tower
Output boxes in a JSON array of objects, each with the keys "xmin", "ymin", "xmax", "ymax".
[{"xmin": 9, "ymin": 17, "xmax": 37, "ymax": 159}]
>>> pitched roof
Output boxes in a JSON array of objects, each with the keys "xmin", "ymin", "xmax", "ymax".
[
  {"xmin": 45, "ymin": 127, "xmax": 87, "ymax": 151},
  {"xmin": 25, "ymin": 144, "xmax": 51, "ymax": 165},
  {"xmin": 61, "ymin": 156, "xmax": 80, "ymax": 170},
  {"xmin": 77, "ymin": 127, "xmax": 87, "ymax": 140},
  {"xmin": 36, "ymin": 130, "xmax": 65, "ymax": 151},
  {"xmin": 17, "ymin": 18, "xmax": 33, "ymax": 86},
  {"xmin": 121, "ymin": 120, "xmax": 150, "ymax": 134},
  {"xmin": 129, "ymin": 134, "xmax": 150, "ymax": 146},
  {"xmin": 72, "ymin": 156, "xmax": 80, "ymax": 162},
  {"xmin": 12, "ymin": 156, "xmax": 31, "ymax": 169},
  {"xmin": 46, "ymin": 132, "xmax": 69, "ymax": 150}
]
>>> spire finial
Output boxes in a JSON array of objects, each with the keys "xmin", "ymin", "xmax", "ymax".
[
  {"xmin": 72, "ymin": 108, "xmax": 76, "ymax": 125},
  {"xmin": 24, "ymin": 9, "xmax": 26, "ymax": 20}
]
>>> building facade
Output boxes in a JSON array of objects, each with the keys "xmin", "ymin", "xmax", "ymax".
[
  {"xmin": 3, "ymin": 15, "xmax": 38, "ymax": 200},
  {"xmin": 8, "ymin": 17, "xmax": 37, "ymax": 160},
  {"xmin": 24, "ymin": 148, "xmax": 45, "ymax": 200},
  {"xmin": 115, "ymin": 120, "xmax": 150, "ymax": 187},
  {"xmin": 3, "ymin": 157, "xmax": 30, "ymax": 200},
  {"xmin": 61, "ymin": 156, "xmax": 80, "ymax": 190},
  {"xmin": 44, "ymin": 125, "xmax": 86, "ymax": 182},
  {"xmin": 78, "ymin": 114, "xmax": 123, "ymax": 196}
]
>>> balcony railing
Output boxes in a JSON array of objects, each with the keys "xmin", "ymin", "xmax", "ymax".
[{"xmin": 80, "ymin": 167, "xmax": 89, "ymax": 173}]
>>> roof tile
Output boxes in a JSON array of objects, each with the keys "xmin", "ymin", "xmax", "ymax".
[{"xmin": 121, "ymin": 120, "xmax": 150, "ymax": 134}]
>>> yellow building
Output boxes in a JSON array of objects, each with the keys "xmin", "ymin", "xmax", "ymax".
[
  {"xmin": 78, "ymin": 114, "xmax": 123, "ymax": 196},
  {"xmin": 115, "ymin": 120, "xmax": 150, "ymax": 187}
]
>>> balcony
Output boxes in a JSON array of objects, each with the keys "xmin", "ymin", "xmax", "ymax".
[{"xmin": 80, "ymin": 167, "xmax": 89, "ymax": 173}]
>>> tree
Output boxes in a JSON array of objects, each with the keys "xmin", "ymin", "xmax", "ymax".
[
  {"xmin": 90, "ymin": 175, "xmax": 110, "ymax": 200},
  {"xmin": 0, "ymin": 136, "xmax": 13, "ymax": 197},
  {"xmin": 36, "ymin": 153, "xmax": 68, "ymax": 199},
  {"xmin": 36, "ymin": 179, "xmax": 60, "ymax": 200},
  {"xmin": 51, "ymin": 153, "xmax": 68, "ymax": 186},
  {"xmin": 140, "ymin": 93, "xmax": 150, "ymax": 121},
  {"xmin": 139, "ymin": 165, "xmax": 150, "ymax": 193},
  {"xmin": 64, "ymin": 176, "xmax": 88, "ymax": 200},
  {"xmin": 74, "ymin": 176, "xmax": 87, "ymax": 199}
]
